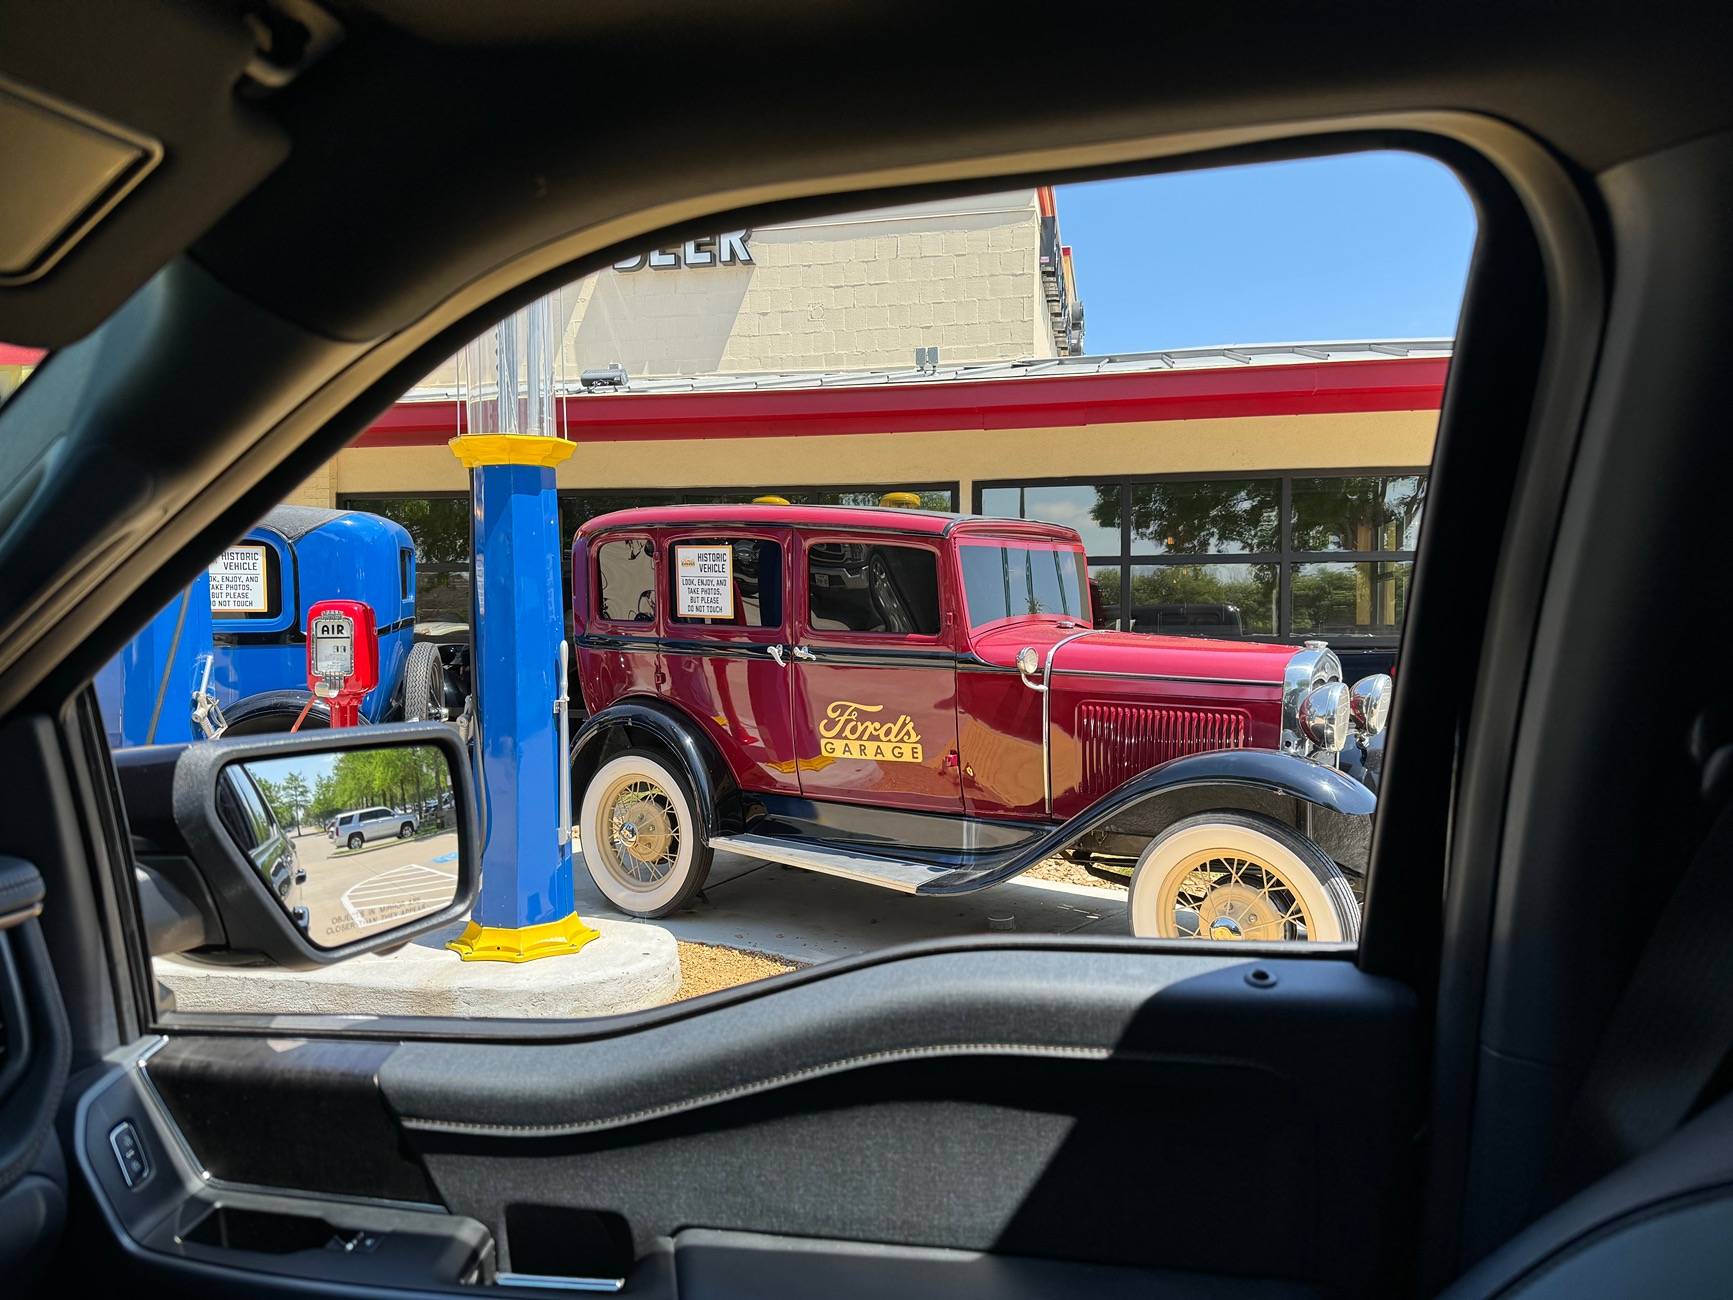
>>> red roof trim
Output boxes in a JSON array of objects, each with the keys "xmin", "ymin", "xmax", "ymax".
[
  {"xmin": 353, "ymin": 356, "xmax": 1447, "ymax": 449},
  {"xmin": 0, "ymin": 344, "xmax": 46, "ymax": 366}
]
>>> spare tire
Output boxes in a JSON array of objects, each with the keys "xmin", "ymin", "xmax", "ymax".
[
  {"xmin": 221, "ymin": 690, "xmax": 329, "ymax": 735},
  {"xmin": 401, "ymin": 642, "xmax": 447, "ymax": 722}
]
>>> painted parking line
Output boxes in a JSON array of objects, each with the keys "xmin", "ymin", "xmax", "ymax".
[{"xmin": 339, "ymin": 862, "xmax": 458, "ymax": 929}]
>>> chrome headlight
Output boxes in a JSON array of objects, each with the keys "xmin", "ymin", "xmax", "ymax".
[
  {"xmin": 1016, "ymin": 646, "xmax": 1041, "ymax": 677},
  {"xmin": 1281, "ymin": 640, "xmax": 1342, "ymax": 754},
  {"xmin": 1298, "ymin": 681, "xmax": 1352, "ymax": 755},
  {"xmin": 1349, "ymin": 673, "xmax": 1393, "ymax": 737}
]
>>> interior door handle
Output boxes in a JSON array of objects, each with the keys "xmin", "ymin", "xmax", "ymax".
[{"xmin": 792, "ymin": 645, "xmax": 817, "ymax": 661}]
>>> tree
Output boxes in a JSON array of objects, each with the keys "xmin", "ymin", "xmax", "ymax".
[{"xmin": 277, "ymin": 772, "xmax": 311, "ymax": 832}]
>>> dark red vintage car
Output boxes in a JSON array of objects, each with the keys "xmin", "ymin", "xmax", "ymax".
[{"xmin": 569, "ymin": 503, "xmax": 1391, "ymax": 941}]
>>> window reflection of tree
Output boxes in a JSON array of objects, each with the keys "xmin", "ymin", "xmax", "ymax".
[
  {"xmin": 1092, "ymin": 481, "xmax": 1280, "ymax": 553},
  {"xmin": 1291, "ymin": 475, "xmax": 1426, "ymax": 551}
]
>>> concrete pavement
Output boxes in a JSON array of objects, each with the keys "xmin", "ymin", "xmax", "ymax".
[
  {"xmin": 568, "ymin": 846, "xmax": 1128, "ymax": 965},
  {"xmin": 292, "ymin": 828, "xmax": 461, "ymax": 949}
]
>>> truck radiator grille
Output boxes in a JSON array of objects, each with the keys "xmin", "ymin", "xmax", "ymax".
[{"xmin": 1076, "ymin": 702, "xmax": 1250, "ymax": 798}]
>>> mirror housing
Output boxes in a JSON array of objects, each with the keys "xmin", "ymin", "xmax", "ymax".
[{"xmin": 116, "ymin": 722, "xmax": 478, "ymax": 971}]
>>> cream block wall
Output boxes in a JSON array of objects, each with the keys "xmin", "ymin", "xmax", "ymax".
[
  {"xmin": 282, "ymin": 459, "xmax": 337, "ymax": 509},
  {"xmin": 326, "ymin": 409, "xmax": 1439, "ymax": 510},
  {"xmin": 414, "ymin": 191, "xmax": 1056, "ymax": 389}
]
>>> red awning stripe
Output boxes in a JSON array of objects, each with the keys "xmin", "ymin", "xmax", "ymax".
[{"xmin": 354, "ymin": 356, "xmax": 1447, "ymax": 448}]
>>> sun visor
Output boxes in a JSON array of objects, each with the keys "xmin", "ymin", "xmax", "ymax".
[{"xmin": 0, "ymin": 77, "xmax": 161, "ymax": 285}]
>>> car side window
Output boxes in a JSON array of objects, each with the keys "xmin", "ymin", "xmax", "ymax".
[
  {"xmin": 596, "ymin": 537, "xmax": 656, "ymax": 623},
  {"xmin": 806, "ymin": 542, "xmax": 941, "ymax": 635},
  {"xmin": 230, "ymin": 773, "xmax": 276, "ymax": 850},
  {"xmin": 669, "ymin": 537, "xmax": 783, "ymax": 628}
]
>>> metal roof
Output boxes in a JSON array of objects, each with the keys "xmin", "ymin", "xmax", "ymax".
[{"xmin": 405, "ymin": 338, "xmax": 1454, "ymax": 402}]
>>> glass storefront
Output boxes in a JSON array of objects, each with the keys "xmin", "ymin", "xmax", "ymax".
[{"xmin": 977, "ymin": 472, "xmax": 1424, "ymax": 642}]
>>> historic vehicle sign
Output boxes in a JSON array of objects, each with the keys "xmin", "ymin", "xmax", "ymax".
[{"xmin": 569, "ymin": 503, "xmax": 1392, "ymax": 941}]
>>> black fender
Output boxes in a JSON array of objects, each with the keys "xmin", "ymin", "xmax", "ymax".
[
  {"xmin": 568, "ymin": 697, "xmax": 741, "ymax": 841},
  {"xmin": 1077, "ymin": 747, "xmax": 1376, "ymax": 876},
  {"xmin": 925, "ymin": 748, "xmax": 1376, "ymax": 894},
  {"xmin": 220, "ymin": 689, "xmax": 330, "ymax": 735}
]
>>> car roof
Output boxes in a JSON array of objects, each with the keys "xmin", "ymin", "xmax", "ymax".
[{"xmin": 578, "ymin": 503, "xmax": 1079, "ymax": 543}]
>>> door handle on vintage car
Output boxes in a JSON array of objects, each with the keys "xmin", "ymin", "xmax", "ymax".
[
  {"xmin": 767, "ymin": 645, "xmax": 787, "ymax": 667},
  {"xmin": 792, "ymin": 645, "xmax": 817, "ymax": 661}
]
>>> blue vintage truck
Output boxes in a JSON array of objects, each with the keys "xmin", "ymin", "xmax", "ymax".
[{"xmin": 98, "ymin": 505, "xmax": 465, "ymax": 745}]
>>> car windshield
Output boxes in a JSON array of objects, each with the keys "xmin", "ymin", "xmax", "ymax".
[{"xmin": 959, "ymin": 542, "xmax": 1089, "ymax": 626}]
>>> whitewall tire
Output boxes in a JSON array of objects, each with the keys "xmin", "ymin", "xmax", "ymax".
[
  {"xmin": 579, "ymin": 749, "xmax": 713, "ymax": 918},
  {"xmin": 1128, "ymin": 812, "xmax": 1360, "ymax": 943}
]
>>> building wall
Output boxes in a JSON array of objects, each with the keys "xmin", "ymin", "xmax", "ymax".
[
  {"xmin": 413, "ymin": 190, "xmax": 1058, "ymax": 391},
  {"xmin": 329, "ymin": 408, "xmax": 1439, "ymax": 508}
]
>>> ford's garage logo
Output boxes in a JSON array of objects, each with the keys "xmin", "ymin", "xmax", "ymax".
[{"xmin": 819, "ymin": 701, "xmax": 924, "ymax": 763}]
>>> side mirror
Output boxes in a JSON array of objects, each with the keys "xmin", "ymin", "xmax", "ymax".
[
  {"xmin": 116, "ymin": 722, "xmax": 478, "ymax": 971},
  {"xmin": 1016, "ymin": 645, "xmax": 1045, "ymax": 693}
]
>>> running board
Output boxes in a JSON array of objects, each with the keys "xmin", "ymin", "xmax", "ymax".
[{"xmin": 708, "ymin": 834, "xmax": 950, "ymax": 894}]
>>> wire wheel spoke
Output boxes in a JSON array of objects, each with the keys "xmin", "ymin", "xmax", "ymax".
[
  {"xmin": 600, "ymin": 777, "xmax": 681, "ymax": 889},
  {"xmin": 1175, "ymin": 850, "xmax": 1311, "ymax": 940}
]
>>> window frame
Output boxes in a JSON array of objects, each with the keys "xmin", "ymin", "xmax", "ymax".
[
  {"xmin": 974, "ymin": 465, "xmax": 1426, "ymax": 645},
  {"xmin": 590, "ymin": 532, "xmax": 661, "ymax": 631},
  {"xmin": 797, "ymin": 532, "xmax": 950, "ymax": 644},
  {"xmin": 662, "ymin": 530, "xmax": 790, "ymax": 639}
]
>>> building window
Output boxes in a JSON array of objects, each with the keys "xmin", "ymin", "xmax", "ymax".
[
  {"xmin": 337, "ymin": 494, "xmax": 471, "ymax": 626},
  {"xmin": 976, "ymin": 472, "xmax": 1425, "ymax": 643}
]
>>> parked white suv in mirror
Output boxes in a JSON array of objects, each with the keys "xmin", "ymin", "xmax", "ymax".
[{"xmin": 328, "ymin": 805, "xmax": 417, "ymax": 850}]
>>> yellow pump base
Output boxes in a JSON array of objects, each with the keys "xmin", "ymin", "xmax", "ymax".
[{"xmin": 446, "ymin": 912, "xmax": 601, "ymax": 963}]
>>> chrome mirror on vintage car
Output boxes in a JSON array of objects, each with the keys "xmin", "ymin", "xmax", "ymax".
[
  {"xmin": 116, "ymin": 722, "xmax": 478, "ymax": 970},
  {"xmin": 1298, "ymin": 681, "xmax": 1353, "ymax": 755},
  {"xmin": 1016, "ymin": 645, "xmax": 1044, "ymax": 691},
  {"xmin": 1349, "ymin": 673, "xmax": 1393, "ymax": 737}
]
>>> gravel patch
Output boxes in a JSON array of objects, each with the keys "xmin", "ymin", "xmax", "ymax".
[
  {"xmin": 673, "ymin": 940, "xmax": 803, "ymax": 1001},
  {"xmin": 1021, "ymin": 856, "xmax": 1130, "ymax": 892}
]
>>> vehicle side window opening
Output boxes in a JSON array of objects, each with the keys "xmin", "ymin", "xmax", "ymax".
[
  {"xmin": 596, "ymin": 537, "xmax": 657, "ymax": 624},
  {"xmin": 959, "ymin": 542, "xmax": 1089, "ymax": 627},
  {"xmin": 668, "ymin": 538, "xmax": 783, "ymax": 628},
  {"xmin": 230, "ymin": 772, "xmax": 276, "ymax": 848},
  {"xmin": 807, "ymin": 541, "xmax": 941, "ymax": 635},
  {"xmin": 399, "ymin": 547, "xmax": 414, "ymax": 601},
  {"xmin": 215, "ymin": 774, "xmax": 255, "ymax": 850}
]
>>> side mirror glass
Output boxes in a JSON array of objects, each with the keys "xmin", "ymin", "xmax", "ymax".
[
  {"xmin": 224, "ymin": 744, "xmax": 459, "ymax": 950},
  {"xmin": 118, "ymin": 722, "xmax": 478, "ymax": 970}
]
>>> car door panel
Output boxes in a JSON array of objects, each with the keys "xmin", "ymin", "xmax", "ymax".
[
  {"xmin": 660, "ymin": 532, "xmax": 799, "ymax": 795},
  {"xmin": 124, "ymin": 949, "xmax": 1416, "ymax": 1297}
]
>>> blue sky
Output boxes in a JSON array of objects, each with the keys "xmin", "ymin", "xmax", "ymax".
[{"xmin": 1055, "ymin": 152, "xmax": 1476, "ymax": 355}]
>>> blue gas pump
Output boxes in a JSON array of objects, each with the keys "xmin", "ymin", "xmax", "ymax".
[{"xmin": 442, "ymin": 300, "xmax": 599, "ymax": 963}]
